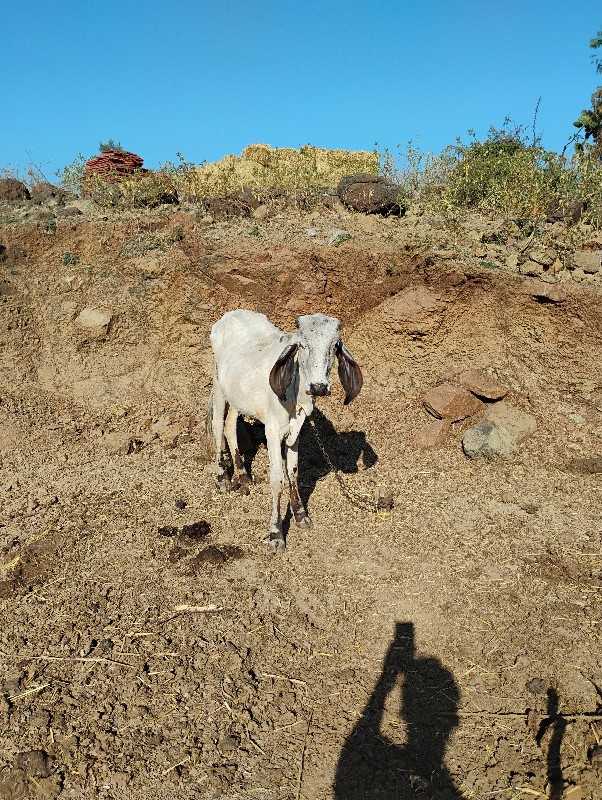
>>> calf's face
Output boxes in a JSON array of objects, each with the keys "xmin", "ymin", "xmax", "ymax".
[{"xmin": 269, "ymin": 313, "xmax": 363, "ymax": 405}]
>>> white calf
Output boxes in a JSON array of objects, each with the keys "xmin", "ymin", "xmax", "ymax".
[{"xmin": 208, "ymin": 309, "xmax": 362, "ymax": 552}]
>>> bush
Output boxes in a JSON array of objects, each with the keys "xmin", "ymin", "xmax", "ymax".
[{"xmin": 381, "ymin": 122, "xmax": 602, "ymax": 228}]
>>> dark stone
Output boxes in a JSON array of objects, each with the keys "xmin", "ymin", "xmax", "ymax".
[
  {"xmin": 30, "ymin": 182, "xmax": 70, "ymax": 205},
  {"xmin": 55, "ymin": 206, "xmax": 82, "ymax": 217},
  {"xmin": 234, "ymin": 186, "xmax": 262, "ymax": 210},
  {"xmin": 204, "ymin": 196, "xmax": 251, "ymax": 220},
  {"xmin": 0, "ymin": 178, "xmax": 30, "ymax": 203},
  {"xmin": 546, "ymin": 198, "xmax": 587, "ymax": 224},
  {"xmin": 158, "ymin": 526, "xmax": 178, "ymax": 537},
  {"xmin": 337, "ymin": 173, "xmax": 405, "ymax": 216}
]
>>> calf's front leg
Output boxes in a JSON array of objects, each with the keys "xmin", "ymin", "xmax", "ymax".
[
  {"xmin": 286, "ymin": 439, "xmax": 312, "ymax": 527},
  {"xmin": 265, "ymin": 424, "xmax": 286, "ymax": 553}
]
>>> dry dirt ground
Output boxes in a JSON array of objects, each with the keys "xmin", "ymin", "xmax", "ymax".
[{"xmin": 1, "ymin": 204, "xmax": 602, "ymax": 800}]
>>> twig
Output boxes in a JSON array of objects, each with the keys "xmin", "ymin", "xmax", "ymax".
[
  {"xmin": 156, "ymin": 604, "xmax": 228, "ymax": 625},
  {"xmin": 261, "ymin": 672, "xmax": 307, "ymax": 686},
  {"xmin": 296, "ymin": 710, "xmax": 313, "ymax": 800},
  {"xmin": 161, "ymin": 756, "xmax": 190, "ymax": 776},
  {"xmin": 8, "ymin": 683, "xmax": 51, "ymax": 701}
]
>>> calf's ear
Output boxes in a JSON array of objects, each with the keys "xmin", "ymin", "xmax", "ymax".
[
  {"xmin": 269, "ymin": 343, "xmax": 298, "ymax": 400},
  {"xmin": 336, "ymin": 341, "xmax": 363, "ymax": 405}
]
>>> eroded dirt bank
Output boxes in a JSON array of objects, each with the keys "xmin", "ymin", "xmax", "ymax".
[{"xmin": 1, "ymin": 206, "xmax": 602, "ymax": 799}]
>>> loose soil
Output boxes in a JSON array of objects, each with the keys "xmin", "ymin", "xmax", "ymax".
[{"xmin": 1, "ymin": 205, "xmax": 602, "ymax": 799}]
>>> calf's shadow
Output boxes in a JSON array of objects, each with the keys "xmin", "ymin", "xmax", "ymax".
[{"xmin": 238, "ymin": 408, "xmax": 377, "ymax": 528}]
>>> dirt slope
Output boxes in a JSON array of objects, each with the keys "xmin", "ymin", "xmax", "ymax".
[{"xmin": 1, "ymin": 206, "xmax": 601, "ymax": 800}]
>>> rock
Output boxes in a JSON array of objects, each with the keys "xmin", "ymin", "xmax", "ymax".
[
  {"xmin": 30, "ymin": 182, "xmax": 70, "ymax": 205},
  {"xmin": 75, "ymin": 307, "xmax": 113, "ymax": 337},
  {"xmin": 456, "ymin": 369, "xmax": 509, "ymax": 400},
  {"xmin": 505, "ymin": 253, "xmax": 519, "ymax": 271},
  {"xmin": 0, "ymin": 177, "xmax": 30, "ymax": 203},
  {"xmin": 84, "ymin": 149, "xmax": 144, "ymax": 186},
  {"xmin": 572, "ymin": 250, "xmax": 601, "ymax": 274},
  {"xmin": 484, "ymin": 402, "xmax": 537, "ymax": 440},
  {"xmin": 414, "ymin": 419, "xmax": 451, "ymax": 450},
  {"xmin": 15, "ymin": 749, "xmax": 51, "ymax": 778},
  {"xmin": 337, "ymin": 173, "xmax": 404, "ymax": 216},
  {"xmin": 100, "ymin": 432, "xmax": 133, "ymax": 456},
  {"xmin": 204, "ymin": 196, "xmax": 250, "ymax": 220},
  {"xmin": 235, "ymin": 186, "xmax": 262, "ymax": 210},
  {"xmin": 252, "ymin": 204, "xmax": 270, "ymax": 221},
  {"xmin": 521, "ymin": 259, "xmax": 544, "ymax": 277},
  {"xmin": 463, "ymin": 402, "xmax": 536, "ymax": 459},
  {"xmin": 529, "ymin": 247, "xmax": 557, "ymax": 267},
  {"xmin": 462, "ymin": 420, "xmax": 512, "ymax": 459},
  {"xmin": 423, "ymin": 383, "xmax": 483, "ymax": 422},
  {"xmin": 546, "ymin": 198, "xmax": 587, "ymax": 224},
  {"xmin": 562, "ymin": 787, "xmax": 583, "ymax": 800},
  {"xmin": 55, "ymin": 206, "xmax": 82, "ymax": 218},
  {"xmin": 524, "ymin": 279, "xmax": 568, "ymax": 304},
  {"xmin": 328, "ymin": 229, "xmax": 351, "ymax": 247},
  {"xmin": 525, "ymin": 678, "xmax": 547, "ymax": 694}
]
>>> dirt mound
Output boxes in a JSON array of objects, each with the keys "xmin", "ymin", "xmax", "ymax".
[{"xmin": 1, "ymin": 204, "xmax": 602, "ymax": 799}]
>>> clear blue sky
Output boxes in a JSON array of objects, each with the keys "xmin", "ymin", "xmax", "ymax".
[{"xmin": 2, "ymin": 0, "xmax": 600, "ymax": 176}]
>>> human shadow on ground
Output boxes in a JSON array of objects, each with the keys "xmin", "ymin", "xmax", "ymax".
[
  {"xmin": 334, "ymin": 622, "xmax": 464, "ymax": 800},
  {"xmin": 536, "ymin": 688, "xmax": 567, "ymax": 799}
]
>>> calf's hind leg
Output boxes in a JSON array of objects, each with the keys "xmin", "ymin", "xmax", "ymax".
[
  {"xmin": 211, "ymin": 381, "xmax": 230, "ymax": 491},
  {"xmin": 224, "ymin": 406, "xmax": 251, "ymax": 494}
]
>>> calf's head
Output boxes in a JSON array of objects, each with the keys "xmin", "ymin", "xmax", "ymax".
[{"xmin": 269, "ymin": 313, "xmax": 363, "ymax": 405}]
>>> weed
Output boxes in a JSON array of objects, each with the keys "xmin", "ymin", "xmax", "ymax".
[
  {"xmin": 62, "ymin": 252, "xmax": 79, "ymax": 267},
  {"xmin": 249, "ymin": 225, "xmax": 261, "ymax": 237},
  {"xmin": 42, "ymin": 217, "xmax": 56, "ymax": 234},
  {"xmin": 55, "ymin": 154, "xmax": 86, "ymax": 196},
  {"xmin": 119, "ymin": 232, "xmax": 163, "ymax": 258},
  {"xmin": 165, "ymin": 225, "xmax": 185, "ymax": 245}
]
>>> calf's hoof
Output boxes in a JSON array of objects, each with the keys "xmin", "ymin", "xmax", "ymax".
[
  {"xmin": 216, "ymin": 476, "xmax": 232, "ymax": 493},
  {"xmin": 294, "ymin": 512, "xmax": 313, "ymax": 528},
  {"xmin": 232, "ymin": 474, "xmax": 252, "ymax": 495},
  {"xmin": 268, "ymin": 532, "xmax": 286, "ymax": 554}
]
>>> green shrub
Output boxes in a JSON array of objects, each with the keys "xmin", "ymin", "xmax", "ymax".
[{"xmin": 61, "ymin": 251, "xmax": 79, "ymax": 267}]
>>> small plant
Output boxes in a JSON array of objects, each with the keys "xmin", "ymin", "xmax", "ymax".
[
  {"xmin": 56, "ymin": 154, "xmax": 87, "ymax": 196},
  {"xmin": 165, "ymin": 225, "xmax": 185, "ymax": 244},
  {"xmin": 62, "ymin": 251, "xmax": 79, "ymax": 267},
  {"xmin": 42, "ymin": 217, "xmax": 57, "ymax": 234},
  {"xmin": 249, "ymin": 225, "xmax": 261, "ymax": 237},
  {"xmin": 99, "ymin": 139, "xmax": 123, "ymax": 152}
]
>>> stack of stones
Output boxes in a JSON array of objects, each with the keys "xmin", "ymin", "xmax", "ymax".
[{"xmin": 83, "ymin": 149, "xmax": 144, "ymax": 187}]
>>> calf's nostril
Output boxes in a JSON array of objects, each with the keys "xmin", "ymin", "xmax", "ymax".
[{"xmin": 310, "ymin": 382, "xmax": 329, "ymax": 396}]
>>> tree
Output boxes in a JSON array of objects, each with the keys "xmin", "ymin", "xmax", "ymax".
[
  {"xmin": 573, "ymin": 29, "xmax": 602, "ymax": 157},
  {"xmin": 591, "ymin": 28, "xmax": 602, "ymax": 74}
]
